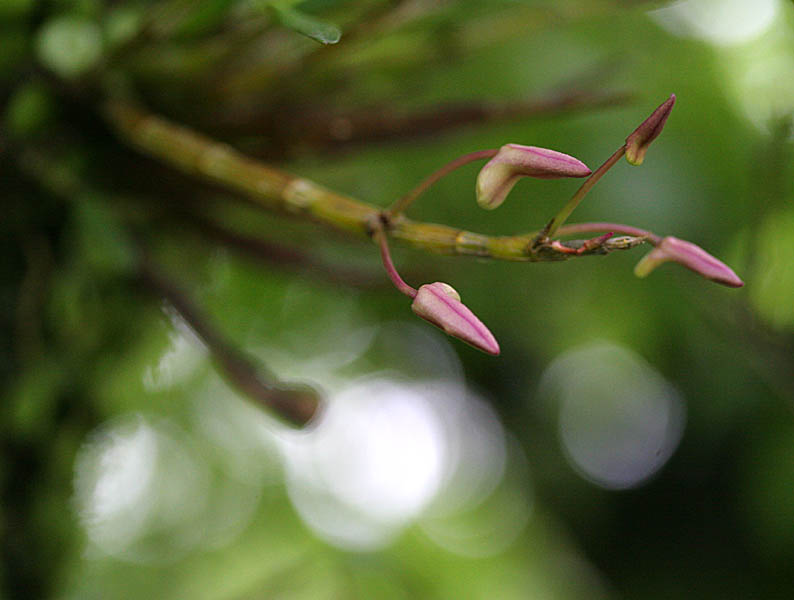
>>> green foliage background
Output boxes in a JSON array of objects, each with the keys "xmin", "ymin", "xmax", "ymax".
[{"xmin": 2, "ymin": 1, "xmax": 794, "ymax": 598}]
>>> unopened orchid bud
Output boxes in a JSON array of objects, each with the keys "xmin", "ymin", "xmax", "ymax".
[
  {"xmin": 625, "ymin": 94, "xmax": 676, "ymax": 166},
  {"xmin": 634, "ymin": 236, "xmax": 743, "ymax": 287},
  {"xmin": 476, "ymin": 144, "xmax": 591, "ymax": 210},
  {"xmin": 411, "ymin": 282, "xmax": 500, "ymax": 355}
]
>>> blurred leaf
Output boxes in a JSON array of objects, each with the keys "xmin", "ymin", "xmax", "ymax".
[
  {"xmin": 72, "ymin": 195, "xmax": 135, "ymax": 277},
  {"xmin": 749, "ymin": 210, "xmax": 794, "ymax": 330},
  {"xmin": 0, "ymin": 0, "xmax": 34, "ymax": 21},
  {"xmin": 269, "ymin": 2, "xmax": 341, "ymax": 45},
  {"xmin": 4, "ymin": 82, "xmax": 56, "ymax": 139},
  {"xmin": 0, "ymin": 29, "xmax": 30, "ymax": 79},
  {"xmin": 175, "ymin": 0, "xmax": 238, "ymax": 38},
  {"xmin": 7, "ymin": 357, "xmax": 65, "ymax": 438}
]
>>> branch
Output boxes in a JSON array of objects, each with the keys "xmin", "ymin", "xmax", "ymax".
[
  {"xmin": 104, "ymin": 100, "xmax": 648, "ymax": 262},
  {"xmin": 139, "ymin": 258, "xmax": 321, "ymax": 427}
]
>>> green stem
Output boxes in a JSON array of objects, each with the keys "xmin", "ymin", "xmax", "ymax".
[
  {"xmin": 543, "ymin": 145, "xmax": 626, "ymax": 240},
  {"xmin": 387, "ymin": 149, "xmax": 498, "ymax": 217}
]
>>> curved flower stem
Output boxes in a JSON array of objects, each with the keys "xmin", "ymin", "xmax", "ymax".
[
  {"xmin": 541, "ymin": 145, "xmax": 626, "ymax": 241},
  {"xmin": 556, "ymin": 222, "xmax": 662, "ymax": 245},
  {"xmin": 372, "ymin": 225, "xmax": 418, "ymax": 298},
  {"xmin": 387, "ymin": 148, "xmax": 498, "ymax": 217}
]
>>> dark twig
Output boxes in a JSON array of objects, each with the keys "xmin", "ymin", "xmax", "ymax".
[
  {"xmin": 215, "ymin": 88, "xmax": 632, "ymax": 154},
  {"xmin": 139, "ymin": 257, "xmax": 321, "ymax": 426},
  {"xmin": 184, "ymin": 213, "xmax": 388, "ymax": 289}
]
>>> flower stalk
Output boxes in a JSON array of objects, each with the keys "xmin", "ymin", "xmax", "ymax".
[
  {"xmin": 387, "ymin": 149, "xmax": 498, "ymax": 218},
  {"xmin": 538, "ymin": 94, "xmax": 677, "ymax": 242},
  {"xmin": 539, "ymin": 145, "xmax": 626, "ymax": 242},
  {"xmin": 371, "ymin": 218, "xmax": 499, "ymax": 354},
  {"xmin": 372, "ymin": 225, "xmax": 417, "ymax": 298}
]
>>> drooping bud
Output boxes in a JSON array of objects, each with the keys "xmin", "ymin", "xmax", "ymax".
[
  {"xmin": 625, "ymin": 94, "xmax": 676, "ymax": 166},
  {"xmin": 634, "ymin": 236, "xmax": 744, "ymax": 287},
  {"xmin": 476, "ymin": 144, "xmax": 591, "ymax": 210},
  {"xmin": 411, "ymin": 282, "xmax": 500, "ymax": 355}
]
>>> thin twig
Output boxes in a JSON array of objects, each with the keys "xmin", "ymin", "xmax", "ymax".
[
  {"xmin": 139, "ymin": 257, "xmax": 321, "ymax": 426},
  {"xmin": 217, "ymin": 89, "xmax": 632, "ymax": 154},
  {"xmin": 387, "ymin": 148, "xmax": 497, "ymax": 217},
  {"xmin": 185, "ymin": 213, "xmax": 388, "ymax": 289}
]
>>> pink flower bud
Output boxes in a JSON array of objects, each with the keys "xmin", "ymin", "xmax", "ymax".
[
  {"xmin": 634, "ymin": 236, "xmax": 744, "ymax": 287},
  {"xmin": 476, "ymin": 144, "xmax": 591, "ymax": 210},
  {"xmin": 625, "ymin": 94, "xmax": 676, "ymax": 166},
  {"xmin": 411, "ymin": 282, "xmax": 500, "ymax": 355}
]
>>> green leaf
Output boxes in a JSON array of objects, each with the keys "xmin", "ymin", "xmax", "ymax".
[
  {"xmin": 73, "ymin": 193, "xmax": 135, "ymax": 276},
  {"xmin": 0, "ymin": 0, "xmax": 34, "ymax": 21},
  {"xmin": 270, "ymin": 3, "xmax": 341, "ymax": 45},
  {"xmin": 5, "ymin": 82, "xmax": 56, "ymax": 139}
]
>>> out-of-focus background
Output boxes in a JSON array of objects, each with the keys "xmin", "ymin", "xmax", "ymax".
[{"xmin": 3, "ymin": 1, "xmax": 794, "ymax": 598}]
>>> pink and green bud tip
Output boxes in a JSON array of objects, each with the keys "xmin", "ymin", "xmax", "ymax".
[
  {"xmin": 625, "ymin": 94, "xmax": 676, "ymax": 166},
  {"xmin": 411, "ymin": 282, "xmax": 500, "ymax": 355},
  {"xmin": 476, "ymin": 144, "xmax": 591, "ymax": 210},
  {"xmin": 634, "ymin": 236, "xmax": 744, "ymax": 288}
]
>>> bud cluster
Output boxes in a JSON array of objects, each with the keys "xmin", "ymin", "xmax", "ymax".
[{"xmin": 376, "ymin": 94, "xmax": 742, "ymax": 355}]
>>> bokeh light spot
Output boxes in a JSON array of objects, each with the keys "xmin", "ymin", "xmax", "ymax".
[
  {"xmin": 277, "ymin": 377, "xmax": 450, "ymax": 550},
  {"xmin": 652, "ymin": 0, "xmax": 780, "ymax": 47},
  {"xmin": 73, "ymin": 414, "xmax": 210, "ymax": 563},
  {"xmin": 420, "ymin": 435, "xmax": 532, "ymax": 558},
  {"xmin": 142, "ymin": 308, "xmax": 206, "ymax": 392},
  {"xmin": 538, "ymin": 342, "xmax": 685, "ymax": 490}
]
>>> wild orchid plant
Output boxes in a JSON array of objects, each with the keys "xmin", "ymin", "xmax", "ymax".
[
  {"xmin": 106, "ymin": 94, "xmax": 743, "ymax": 423},
  {"xmin": 370, "ymin": 94, "xmax": 743, "ymax": 355}
]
